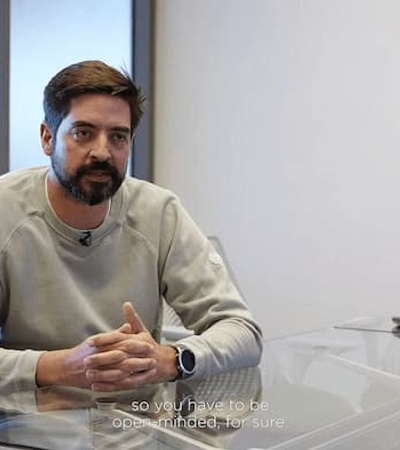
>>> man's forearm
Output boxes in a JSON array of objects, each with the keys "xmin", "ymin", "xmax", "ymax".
[
  {"xmin": 36, "ymin": 342, "xmax": 96, "ymax": 388},
  {"xmin": 37, "ymin": 349, "xmax": 81, "ymax": 387}
]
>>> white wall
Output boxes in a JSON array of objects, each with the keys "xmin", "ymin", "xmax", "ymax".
[
  {"xmin": 9, "ymin": 0, "xmax": 131, "ymax": 170},
  {"xmin": 154, "ymin": 0, "xmax": 400, "ymax": 338}
]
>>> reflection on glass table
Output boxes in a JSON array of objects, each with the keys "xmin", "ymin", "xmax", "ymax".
[
  {"xmin": 251, "ymin": 328, "xmax": 400, "ymax": 449},
  {"xmin": 333, "ymin": 322, "xmax": 400, "ymax": 381},
  {"xmin": 0, "ymin": 383, "xmax": 213, "ymax": 450},
  {"xmin": 4, "ymin": 326, "xmax": 400, "ymax": 449},
  {"xmin": 0, "ymin": 367, "xmax": 262, "ymax": 450},
  {"xmin": 335, "ymin": 316, "xmax": 400, "ymax": 334}
]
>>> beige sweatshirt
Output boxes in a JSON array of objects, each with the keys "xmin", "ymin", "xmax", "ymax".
[{"xmin": 0, "ymin": 167, "xmax": 262, "ymax": 392}]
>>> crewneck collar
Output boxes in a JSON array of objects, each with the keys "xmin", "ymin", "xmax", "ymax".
[{"xmin": 39, "ymin": 168, "xmax": 124, "ymax": 247}]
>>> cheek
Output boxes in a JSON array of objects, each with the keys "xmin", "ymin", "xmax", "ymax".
[
  {"xmin": 53, "ymin": 145, "xmax": 84, "ymax": 174},
  {"xmin": 114, "ymin": 151, "xmax": 130, "ymax": 170}
]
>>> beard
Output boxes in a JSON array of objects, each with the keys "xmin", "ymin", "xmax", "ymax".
[{"xmin": 50, "ymin": 154, "xmax": 126, "ymax": 206}]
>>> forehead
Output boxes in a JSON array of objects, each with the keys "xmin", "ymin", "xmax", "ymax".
[{"xmin": 62, "ymin": 93, "xmax": 131, "ymax": 129}]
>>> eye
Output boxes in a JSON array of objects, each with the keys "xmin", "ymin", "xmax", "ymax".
[
  {"xmin": 110, "ymin": 132, "xmax": 129, "ymax": 144},
  {"xmin": 70, "ymin": 127, "xmax": 93, "ymax": 141}
]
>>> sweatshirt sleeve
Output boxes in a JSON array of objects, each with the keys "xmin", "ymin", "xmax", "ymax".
[
  {"xmin": 0, "ymin": 283, "xmax": 46, "ymax": 393},
  {"xmin": 159, "ymin": 198, "xmax": 263, "ymax": 379},
  {"xmin": 0, "ymin": 340, "xmax": 46, "ymax": 393}
]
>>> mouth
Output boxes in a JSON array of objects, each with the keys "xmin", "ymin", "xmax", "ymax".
[{"xmin": 83, "ymin": 171, "xmax": 113, "ymax": 182}]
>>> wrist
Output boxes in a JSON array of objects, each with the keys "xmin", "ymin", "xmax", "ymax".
[
  {"xmin": 163, "ymin": 345, "xmax": 179, "ymax": 381},
  {"xmin": 36, "ymin": 348, "xmax": 80, "ymax": 387},
  {"xmin": 169, "ymin": 345, "xmax": 196, "ymax": 380},
  {"xmin": 36, "ymin": 350, "xmax": 65, "ymax": 387}
]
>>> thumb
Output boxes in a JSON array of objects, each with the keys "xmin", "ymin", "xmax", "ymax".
[{"xmin": 123, "ymin": 302, "xmax": 146, "ymax": 334}]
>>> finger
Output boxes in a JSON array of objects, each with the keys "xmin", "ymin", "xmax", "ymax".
[
  {"xmin": 87, "ymin": 329, "xmax": 131, "ymax": 348},
  {"xmin": 85, "ymin": 340, "xmax": 153, "ymax": 363},
  {"xmin": 84, "ymin": 349, "xmax": 126, "ymax": 368},
  {"xmin": 86, "ymin": 358, "xmax": 155, "ymax": 383},
  {"xmin": 123, "ymin": 302, "xmax": 146, "ymax": 333},
  {"xmin": 116, "ymin": 339, "xmax": 154, "ymax": 356},
  {"xmin": 120, "ymin": 357, "xmax": 156, "ymax": 373},
  {"xmin": 118, "ymin": 323, "xmax": 132, "ymax": 334},
  {"xmin": 91, "ymin": 368, "xmax": 157, "ymax": 392},
  {"xmin": 86, "ymin": 368, "xmax": 127, "ymax": 383}
]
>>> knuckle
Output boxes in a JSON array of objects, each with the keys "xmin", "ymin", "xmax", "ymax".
[{"xmin": 112, "ymin": 349, "xmax": 126, "ymax": 360}]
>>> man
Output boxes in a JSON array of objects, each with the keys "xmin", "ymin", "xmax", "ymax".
[{"xmin": 0, "ymin": 60, "xmax": 262, "ymax": 393}]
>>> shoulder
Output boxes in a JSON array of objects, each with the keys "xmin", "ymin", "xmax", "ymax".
[
  {"xmin": 119, "ymin": 177, "xmax": 197, "ymax": 242},
  {"xmin": 123, "ymin": 177, "xmax": 177, "ymax": 201},
  {"xmin": 0, "ymin": 167, "xmax": 46, "ymax": 197},
  {"xmin": 0, "ymin": 167, "xmax": 46, "ymax": 239},
  {"xmin": 122, "ymin": 177, "xmax": 182, "ymax": 214}
]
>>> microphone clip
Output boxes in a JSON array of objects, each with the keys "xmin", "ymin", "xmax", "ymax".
[{"xmin": 79, "ymin": 231, "xmax": 92, "ymax": 247}]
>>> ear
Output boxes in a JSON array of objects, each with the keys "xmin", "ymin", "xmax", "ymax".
[{"xmin": 40, "ymin": 122, "xmax": 53, "ymax": 156}]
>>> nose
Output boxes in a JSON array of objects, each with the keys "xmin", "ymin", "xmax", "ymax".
[{"xmin": 89, "ymin": 133, "xmax": 112, "ymax": 161}]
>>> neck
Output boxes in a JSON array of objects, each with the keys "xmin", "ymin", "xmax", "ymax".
[{"xmin": 46, "ymin": 173, "xmax": 110, "ymax": 230}]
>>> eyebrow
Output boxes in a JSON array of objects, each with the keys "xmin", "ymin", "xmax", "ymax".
[{"xmin": 71, "ymin": 121, "xmax": 131, "ymax": 135}]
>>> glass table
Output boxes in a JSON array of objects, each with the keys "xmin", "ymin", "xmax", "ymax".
[{"xmin": 3, "ymin": 322, "xmax": 400, "ymax": 449}]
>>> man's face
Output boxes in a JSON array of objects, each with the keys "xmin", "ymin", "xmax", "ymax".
[{"xmin": 44, "ymin": 93, "xmax": 132, "ymax": 206}]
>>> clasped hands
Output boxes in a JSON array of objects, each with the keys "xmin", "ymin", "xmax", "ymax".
[{"xmin": 36, "ymin": 302, "xmax": 178, "ymax": 391}]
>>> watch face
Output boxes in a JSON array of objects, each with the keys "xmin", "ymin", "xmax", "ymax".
[{"xmin": 181, "ymin": 349, "xmax": 195, "ymax": 373}]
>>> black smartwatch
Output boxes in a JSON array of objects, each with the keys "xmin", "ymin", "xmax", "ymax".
[{"xmin": 173, "ymin": 346, "xmax": 196, "ymax": 379}]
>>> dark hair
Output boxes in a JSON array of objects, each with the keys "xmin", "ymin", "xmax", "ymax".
[{"xmin": 43, "ymin": 60, "xmax": 145, "ymax": 137}]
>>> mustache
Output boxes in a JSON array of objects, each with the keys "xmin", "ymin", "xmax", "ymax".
[{"xmin": 75, "ymin": 161, "xmax": 120, "ymax": 178}]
